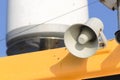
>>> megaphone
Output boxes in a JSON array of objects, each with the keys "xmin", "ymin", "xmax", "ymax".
[{"xmin": 64, "ymin": 18, "xmax": 107, "ymax": 58}]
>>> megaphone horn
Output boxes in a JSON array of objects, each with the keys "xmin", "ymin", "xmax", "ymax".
[{"xmin": 64, "ymin": 18, "xmax": 107, "ymax": 58}]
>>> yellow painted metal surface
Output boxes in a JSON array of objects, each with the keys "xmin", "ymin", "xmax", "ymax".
[{"xmin": 0, "ymin": 39, "xmax": 120, "ymax": 80}]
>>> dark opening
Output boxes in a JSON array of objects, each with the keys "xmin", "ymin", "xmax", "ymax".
[{"xmin": 85, "ymin": 74, "xmax": 120, "ymax": 80}]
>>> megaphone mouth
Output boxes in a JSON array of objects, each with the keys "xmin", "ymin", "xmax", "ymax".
[
  {"xmin": 64, "ymin": 24, "xmax": 99, "ymax": 58},
  {"xmin": 64, "ymin": 18, "xmax": 107, "ymax": 58}
]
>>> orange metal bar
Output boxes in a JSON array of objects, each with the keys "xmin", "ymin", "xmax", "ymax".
[{"xmin": 0, "ymin": 39, "xmax": 120, "ymax": 80}]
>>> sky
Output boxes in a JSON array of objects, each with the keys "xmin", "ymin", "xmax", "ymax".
[{"xmin": 0, "ymin": 0, "xmax": 117, "ymax": 57}]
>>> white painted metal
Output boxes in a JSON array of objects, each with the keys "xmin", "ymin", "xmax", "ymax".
[
  {"xmin": 8, "ymin": 0, "xmax": 88, "ymax": 33},
  {"xmin": 7, "ymin": 0, "xmax": 89, "ymax": 55},
  {"xmin": 64, "ymin": 18, "xmax": 107, "ymax": 58}
]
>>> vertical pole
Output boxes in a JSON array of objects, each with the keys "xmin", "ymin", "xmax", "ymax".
[
  {"xmin": 117, "ymin": 0, "xmax": 120, "ymax": 29},
  {"xmin": 115, "ymin": 0, "xmax": 120, "ymax": 43}
]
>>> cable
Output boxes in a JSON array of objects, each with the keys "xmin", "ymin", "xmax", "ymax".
[
  {"xmin": 0, "ymin": 38, "xmax": 6, "ymax": 42},
  {"xmin": 0, "ymin": 0, "xmax": 98, "ymax": 43}
]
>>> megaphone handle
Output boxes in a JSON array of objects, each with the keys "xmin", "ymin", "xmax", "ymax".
[{"xmin": 100, "ymin": 32, "xmax": 107, "ymax": 47}]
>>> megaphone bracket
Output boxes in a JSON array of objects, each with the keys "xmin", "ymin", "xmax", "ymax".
[{"xmin": 98, "ymin": 29, "xmax": 107, "ymax": 48}]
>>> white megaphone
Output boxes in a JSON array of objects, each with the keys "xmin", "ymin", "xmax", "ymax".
[{"xmin": 64, "ymin": 18, "xmax": 107, "ymax": 58}]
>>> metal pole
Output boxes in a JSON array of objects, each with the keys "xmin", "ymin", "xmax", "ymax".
[
  {"xmin": 115, "ymin": 0, "xmax": 120, "ymax": 43},
  {"xmin": 117, "ymin": 0, "xmax": 120, "ymax": 29}
]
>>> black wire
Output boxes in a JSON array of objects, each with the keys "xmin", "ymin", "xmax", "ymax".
[
  {"xmin": 0, "ymin": 0, "xmax": 98, "ymax": 43},
  {"xmin": 0, "ymin": 38, "xmax": 6, "ymax": 42}
]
